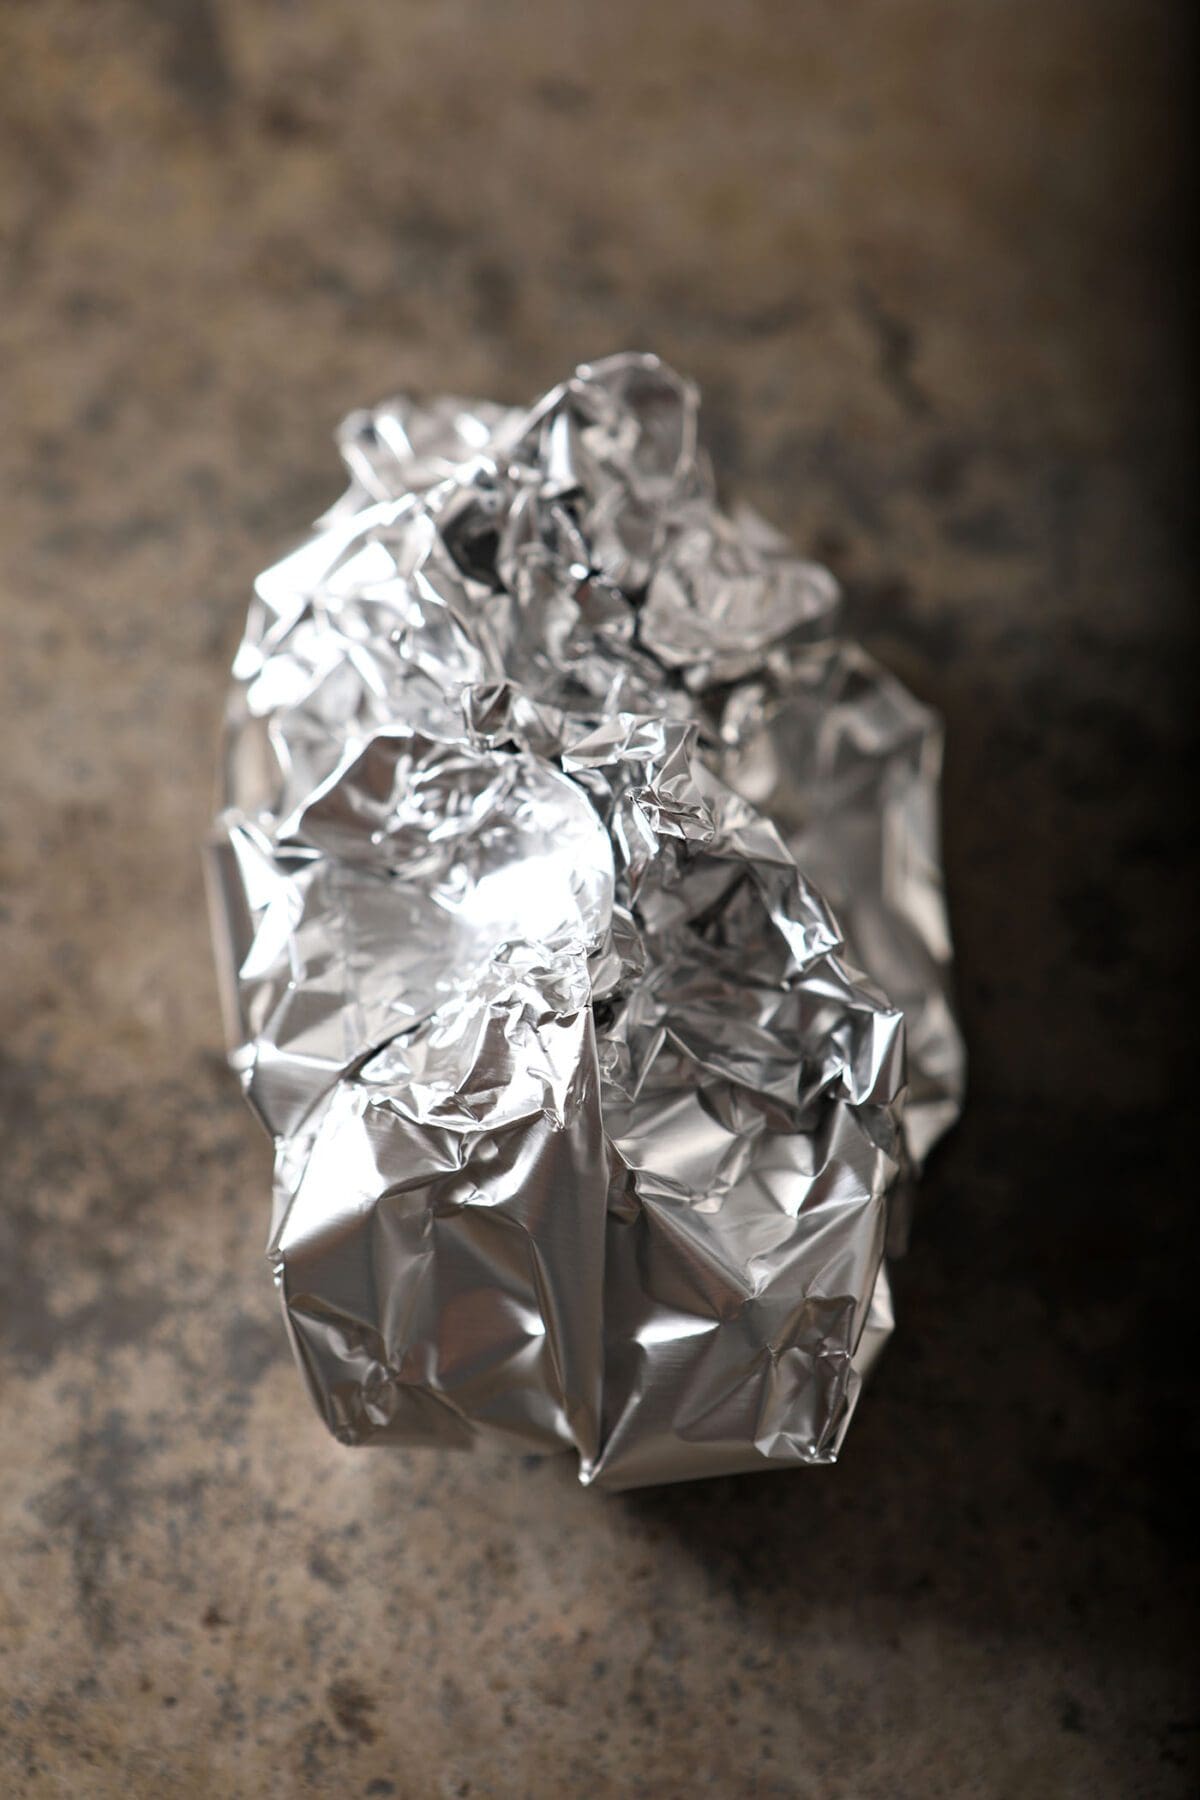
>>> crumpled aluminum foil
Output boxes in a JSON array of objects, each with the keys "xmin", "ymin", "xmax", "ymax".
[{"xmin": 207, "ymin": 353, "xmax": 964, "ymax": 1490}]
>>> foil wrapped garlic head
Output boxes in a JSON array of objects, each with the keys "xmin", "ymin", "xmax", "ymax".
[{"xmin": 207, "ymin": 353, "xmax": 964, "ymax": 1490}]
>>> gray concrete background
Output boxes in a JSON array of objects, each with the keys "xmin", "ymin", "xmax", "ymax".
[{"xmin": 1, "ymin": 2, "xmax": 1195, "ymax": 1795}]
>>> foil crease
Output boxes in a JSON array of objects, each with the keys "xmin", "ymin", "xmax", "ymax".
[{"xmin": 207, "ymin": 353, "xmax": 964, "ymax": 1490}]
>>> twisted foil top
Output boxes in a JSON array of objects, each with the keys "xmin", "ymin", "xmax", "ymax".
[{"xmin": 207, "ymin": 353, "xmax": 964, "ymax": 1488}]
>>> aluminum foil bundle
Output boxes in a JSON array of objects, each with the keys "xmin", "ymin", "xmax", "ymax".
[{"xmin": 207, "ymin": 353, "xmax": 964, "ymax": 1490}]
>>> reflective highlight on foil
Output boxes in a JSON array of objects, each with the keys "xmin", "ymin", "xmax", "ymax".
[{"xmin": 207, "ymin": 353, "xmax": 964, "ymax": 1489}]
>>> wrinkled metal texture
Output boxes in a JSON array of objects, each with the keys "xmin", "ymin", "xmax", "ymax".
[{"xmin": 207, "ymin": 353, "xmax": 964, "ymax": 1490}]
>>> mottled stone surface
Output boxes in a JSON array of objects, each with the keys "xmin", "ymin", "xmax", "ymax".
[{"xmin": 0, "ymin": 3, "xmax": 1194, "ymax": 1795}]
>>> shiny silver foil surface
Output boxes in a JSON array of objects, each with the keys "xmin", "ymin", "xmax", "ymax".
[{"xmin": 207, "ymin": 353, "xmax": 964, "ymax": 1490}]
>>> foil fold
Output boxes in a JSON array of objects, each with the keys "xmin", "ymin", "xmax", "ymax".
[{"xmin": 207, "ymin": 352, "xmax": 964, "ymax": 1489}]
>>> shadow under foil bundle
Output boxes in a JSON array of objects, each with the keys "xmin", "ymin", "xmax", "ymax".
[{"xmin": 206, "ymin": 354, "xmax": 964, "ymax": 1490}]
